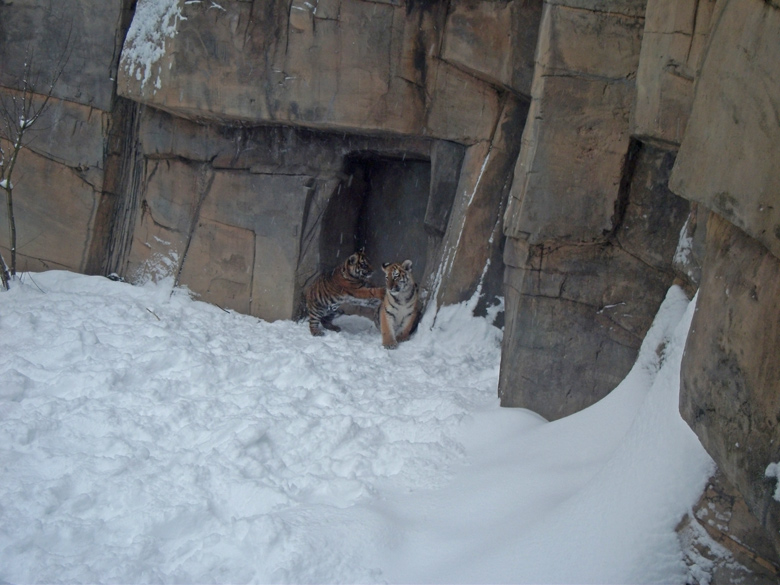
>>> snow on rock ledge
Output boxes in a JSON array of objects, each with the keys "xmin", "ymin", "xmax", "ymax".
[{"xmin": 121, "ymin": 0, "xmax": 184, "ymax": 92}]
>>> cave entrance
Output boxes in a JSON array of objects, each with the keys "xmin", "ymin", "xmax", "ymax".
[{"xmin": 321, "ymin": 153, "xmax": 432, "ymax": 290}]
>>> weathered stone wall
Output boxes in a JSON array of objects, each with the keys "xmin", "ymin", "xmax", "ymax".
[
  {"xmin": 671, "ymin": 0, "xmax": 780, "ymax": 564},
  {"xmin": 111, "ymin": 0, "xmax": 544, "ymax": 320},
  {"xmin": 498, "ymin": 0, "xmax": 696, "ymax": 416},
  {"xmin": 0, "ymin": 0, "xmax": 132, "ymax": 274},
  {"xmin": 115, "ymin": 106, "xmax": 442, "ymax": 319},
  {"xmin": 2, "ymin": 0, "xmax": 543, "ymax": 322},
  {"xmin": 498, "ymin": 0, "xmax": 718, "ymax": 417}
]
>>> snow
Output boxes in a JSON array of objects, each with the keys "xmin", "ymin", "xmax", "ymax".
[
  {"xmin": 674, "ymin": 216, "xmax": 695, "ymax": 277},
  {"xmin": 766, "ymin": 463, "xmax": 780, "ymax": 502},
  {"xmin": 0, "ymin": 272, "xmax": 714, "ymax": 583},
  {"xmin": 121, "ymin": 0, "xmax": 184, "ymax": 92}
]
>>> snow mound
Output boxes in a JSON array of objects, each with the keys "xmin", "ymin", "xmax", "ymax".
[{"xmin": 0, "ymin": 272, "xmax": 713, "ymax": 583}]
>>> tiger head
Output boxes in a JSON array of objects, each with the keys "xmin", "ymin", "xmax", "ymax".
[
  {"xmin": 382, "ymin": 259, "xmax": 414, "ymax": 294},
  {"xmin": 342, "ymin": 251, "xmax": 373, "ymax": 282}
]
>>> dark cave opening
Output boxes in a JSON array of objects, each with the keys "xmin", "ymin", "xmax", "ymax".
[{"xmin": 321, "ymin": 153, "xmax": 432, "ymax": 288}]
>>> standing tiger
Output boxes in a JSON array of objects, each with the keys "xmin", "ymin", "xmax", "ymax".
[
  {"xmin": 379, "ymin": 259, "xmax": 420, "ymax": 349},
  {"xmin": 305, "ymin": 251, "xmax": 385, "ymax": 336}
]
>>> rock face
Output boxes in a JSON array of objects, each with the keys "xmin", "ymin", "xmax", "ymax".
[
  {"xmin": 681, "ymin": 213, "xmax": 780, "ymax": 560},
  {"xmin": 0, "ymin": 0, "xmax": 133, "ymax": 273},
  {"xmin": 670, "ymin": 0, "xmax": 780, "ymax": 562},
  {"xmin": 499, "ymin": 0, "xmax": 780, "ymax": 563},
  {"xmin": 498, "ymin": 0, "xmax": 692, "ymax": 415},
  {"xmin": 669, "ymin": 0, "xmax": 780, "ymax": 261},
  {"xmin": 501, "ymin": 143, "xmax": 690, "ymax": 417},
  {"xmin": 2, "ymin": 0, "xmax": 544, "ymax": 322},
  {"xmin": 2, "ymin": 0, "xmax": 780, "ymax": 570},
  {"xmin": 632, "ymin": 0, "xmax": 715, "ymax": 146}
]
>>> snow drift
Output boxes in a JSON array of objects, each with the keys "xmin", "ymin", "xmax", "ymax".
[{"xmin": 0, "ymin": 271, "xmax": 713, "ymax": 583}]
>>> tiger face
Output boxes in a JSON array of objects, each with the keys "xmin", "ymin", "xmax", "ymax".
[
  {"xmin": 383, "ymin": 259, "xmax": 414, "ymax": 294},
  {"xmin": 344, "ymin": 251, "xmax": 373, "ymax": 283}
]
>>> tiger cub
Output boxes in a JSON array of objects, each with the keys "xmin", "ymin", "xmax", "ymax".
[
  {"xmin": 379, "ymin": 259, "xmax": 420, "ymax": 349},
  {"xmin": 305, "ymin": 251, "xmax": 385, "ymax": 336}
]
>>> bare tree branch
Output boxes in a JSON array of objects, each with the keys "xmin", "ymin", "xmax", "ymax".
[{"xmin": 0, "ymin": 34, "xmax": 71, "ymax": 283}]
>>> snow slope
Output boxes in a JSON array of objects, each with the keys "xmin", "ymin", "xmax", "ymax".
[{"xmin": 0, "ymin": 272, "xmax": 714, "ymax": 583}]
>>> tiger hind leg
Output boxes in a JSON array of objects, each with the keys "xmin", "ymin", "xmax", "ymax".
[
  {"xmin": 309, "ymin": 309, "xmax": 341, "ymax": 336},
  {"xmin": 320, "ymin": 311, "xmax": 342, "ymax": 332}
]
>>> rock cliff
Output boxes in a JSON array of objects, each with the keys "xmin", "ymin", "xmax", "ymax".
[{"xmin": 1, "ymin": 0, "xmax": 779, "ymax": 576}]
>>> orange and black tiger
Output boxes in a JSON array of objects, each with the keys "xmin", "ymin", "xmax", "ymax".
[
  {"xmin": 379, "ymin": 259, "xmax": 420, "ymax": 349},
  {"xmin": 305, "ymin": 251, "xmax": 385, "ymax": 336}
]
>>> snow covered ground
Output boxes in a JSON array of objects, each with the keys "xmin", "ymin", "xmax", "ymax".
[{"xmin": 0, "ymin": 271, "xmax": 716, "ymax": 583}]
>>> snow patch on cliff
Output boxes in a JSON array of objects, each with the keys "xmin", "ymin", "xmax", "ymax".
[{"xmin": 122, "ymin": 0, "xmax": 184, "ymax": 92}]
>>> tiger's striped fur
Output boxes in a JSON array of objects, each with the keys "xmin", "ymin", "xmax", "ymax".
[
  {"xmin": 379, "ymin": 259, "xmax": 419, "ymax": 349},
  {"xmin": 305, "ymin": 251, "xmax": 384, "ymax": 336}
]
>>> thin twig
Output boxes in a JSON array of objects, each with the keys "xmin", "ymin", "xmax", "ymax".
[{"xmin": 25, "ymin": 271, "xmax": 45, "ymax": 293}]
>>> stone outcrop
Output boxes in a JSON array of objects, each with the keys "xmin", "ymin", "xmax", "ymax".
[
  {"xmin": 117, "ymin": 0, "xmax": 540, "ymax": 143},
  {"xmin": 498, "ymin": 0, "xmax": 691, "ymax": 416},
  {"xmin": 632, "ymin": 0, "xmax": 716, "ymax": 146},
  {"xmin": 669, "ymin": 0, "xmax": 780, "ymax": 261},
  {"xmin": 669, "ymin": 0, "xmax": 780, "ymax": 562},
  {"xmin": 2, "ymin": 0, "xmax": 544, "ymax": 322},
  {"xmin": 0, "ymin": 0, "xmax": 132, "ymax": 274},
  {"xmin": 501, "ymin": 142, "xmax": 690, "ymax": 417},
  {"xmin": 681, "ymin": 213, "xmax": 780, "ymax": 561}
]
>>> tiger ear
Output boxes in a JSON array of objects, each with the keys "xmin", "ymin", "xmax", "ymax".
[
  {"xmin": 382, "ymin": 262, "xmax": 390, "ymax": 273},
  {"xmin": 402, "ymin": 259, "xmax": 413, "ymax": 270},
  {"xmin": 348, "ymin": 253, "xmax": 358, "ymax": 264}
]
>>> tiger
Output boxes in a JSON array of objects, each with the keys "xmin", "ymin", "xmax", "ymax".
[
  {"xmin": 305, "ymin": 251, "xmax": 385, "ymax": 336},
  {"xmin": 379, "ymin": 259, "xmax": 420, "ymax": 349}
]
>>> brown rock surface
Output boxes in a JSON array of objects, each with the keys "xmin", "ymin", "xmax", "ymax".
[
  {"xmin": 504, "ymin": 2, "xmax": 644, "ymax": 244},
  {"xmin": 0, "ymin": 147, "xmax": 101, "ymax": 273},
  {"xmin": 633, "ymin": 0, "xmax": 716, "ymax": 145},
  {"xmin": 434, "ymin": 94, "xmax": 529, "ymax": 309},
  {"xmin": 669, "ymin": 0, "xmax": 780, "ymax": 260},
  {"xmin": 117, "ymin": 0, "xmax": 512, "ymax": 144},
  {"xmin": 0, "ymin": 0, "xmax": 126, "ymax": 111},
  {"xmin": 679, "ymin": 471, "xmax": 780, "ymax": 584},
  {"xmin": 441, "ymin": 0, "xmax": 541, "ymax": 96},
  {"xmin": 500, "ymin": 143, "xmax": 689, "ymax": 417},
  {"xmin": 111, "ymin": 103, "xmax": 513, "ymax": 322},
  {"xmin": 680, "ymin": 213, "xmax": 780, "ymax": 559},
  {"xmin": 499, "ymin": 1, "xmax": 671, "ymax": 417}
]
